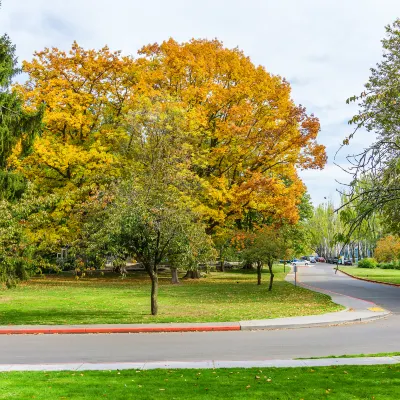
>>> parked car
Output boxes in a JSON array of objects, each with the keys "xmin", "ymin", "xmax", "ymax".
[
  {"xmin": 291, "ymin": 258, "xmax": 310, "ymax": 267},
  {"xmin": 310, "ymin": 257, "xmax": 316, "ymax": 263},
  {"xmin": 333, "ymin": 257, "xmax": 339, "ymax": 264},
  {"xmin": 317, "ymin": 257, "xmax": 326, "ymax": 262},
  {"xmin": 338, "ymin": 258, "xmax": 353, "ymax": 266}
]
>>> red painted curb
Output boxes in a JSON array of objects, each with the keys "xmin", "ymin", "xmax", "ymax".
[
  {"xmin": 0, "ymin": 325, "xmax": 240, "ymax": 335},
  {"xmin": 339, "ymin": 269, "xmax": 400, "ymax": 287}
]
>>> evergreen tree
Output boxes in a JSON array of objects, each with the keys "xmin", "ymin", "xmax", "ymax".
[
  {"xmin": 0, "ymin": 32, "xmax": 42, "ymax": 200},
  {"xmin": 0, "ymin": 18, "xmax": 43, "ymax": 286}
]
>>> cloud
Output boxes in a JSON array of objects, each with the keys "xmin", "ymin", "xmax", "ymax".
[
  {"xmin": 41, "ymin": 14, "xmax": 74, "ymax": 37},
  {"xmin": 307, "ymin": 54, "xmax": 330, "ymax": 64},
  {"xmin": 288, "ymin": 76, "xmax": 312, "ymax": 87},
  {"xmin": 299, "ymin": 164, "xmax": 352, "ymax": 206}
]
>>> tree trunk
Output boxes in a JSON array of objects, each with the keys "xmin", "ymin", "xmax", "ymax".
[
  {"xmin": 242, "ymin": 261, "xmax": 254, "ymax": 270},
  {"xmin": 183, "ymin": 269, "xmax": 201, "ymax": 279},
  {"xmin": 217, "ymin": 248, "xmax": 225, "ymax": 272},
  {"xmin": 150, "ymin": 273, "xmax": 158, "ymax": 315},
  {"xmin": 257, "ymin": 262, "xmax": 262, "ymax": 285},
  {"xmin": 171, "ymin": 267, "xmax": 180, "ymax": 284},
  {"xmin": 267, "ymin": 261, "xmax": 274, "ymax": 291}
]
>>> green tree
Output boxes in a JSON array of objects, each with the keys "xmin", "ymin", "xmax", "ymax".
[
  {"xmin": 0, "ymin": 22, "xmax": 43, "ymax": 285},
  {"xmin": 0, "ymin": 32, "xmax": 42, "ymax": 200},
  {"xmin": 84, "ymin": 99, "xmax": 214, "ymax": 315},
  {"xmin": 341, "ymin": 19, "xmax": 400, "ymax": 232},
  {"xmin": 238, "ymin": 226, "xmax": 289, "ymax": 290},
  {"xmin": 107, "ymin": 183, "xmax": 212, "ymax": 315},
  {"xmin": 305, "ymin": 202, "xmax": 342, "ymax": 258}
]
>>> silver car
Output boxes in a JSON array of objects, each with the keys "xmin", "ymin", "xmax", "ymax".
[{"xmin": 291, "ymin": 258, "xmax": 310, "ymax": 267}]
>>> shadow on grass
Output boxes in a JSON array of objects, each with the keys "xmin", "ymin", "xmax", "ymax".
[{"xmin": 0, "ymin": 309, "xmax": 152, "ymax": 325}]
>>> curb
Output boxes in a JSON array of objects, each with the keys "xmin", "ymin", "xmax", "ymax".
[
  {"xmin": 239, "ymin": 313, "xmax": 389, "ymax": 330},
  {"xmin": 1, "ymin": 357, "xmax": 400, "ymax": 371},
  {"xmin": 338, "ymin": 269, "xmax": 400, "ymax": 287},
  {"xmin": 0, "ymin": 325, "xmax": 241, "ymax": 335},
  {"xmin": 0, "ymin": 309, "xmax": 389, "ymax": 335}
]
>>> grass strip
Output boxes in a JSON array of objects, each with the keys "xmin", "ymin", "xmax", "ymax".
[
  {"xmin": 340, "ymin": 267, "xmax": 400, "ymax": 285},
  {"xmin": 1, "ymin": 365, "xmax": 399, "ymax": 399}
]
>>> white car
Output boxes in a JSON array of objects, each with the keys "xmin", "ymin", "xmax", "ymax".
[{"xmin": 291, "ymin": 259, "xmax": 309, "ymax": 267}]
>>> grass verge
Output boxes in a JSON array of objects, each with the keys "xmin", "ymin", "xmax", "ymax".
[
  {"xmin": 340, "ymin": 266, "xmax": 400, "ymax": 285},
  {"xmin": 0, "ymin": 266, "xmax": 342, "ymax": 325},
  {"xmin": 1, "ymin": 365, "xmax": 399, "ymax": 399}
]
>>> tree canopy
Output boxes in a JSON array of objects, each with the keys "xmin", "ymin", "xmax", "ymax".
[{"xmin": 341, "ymin": 19, "xmax": 400, "ymax": 234}]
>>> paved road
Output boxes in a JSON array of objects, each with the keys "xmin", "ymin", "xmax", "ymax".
[
  {"xmin": 298, "ymin": 263, "xmax": 400, "ymax": 313},
  {"xmin": 1, "ymin": 263, "xmax": 399, "ymax": 364}
]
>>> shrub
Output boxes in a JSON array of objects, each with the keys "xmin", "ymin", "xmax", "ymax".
[
  {"xmin": 378, "ymin": 262, "xmax": 392, "ymax": 269},
  {"xmin": 357, "ymin": 258, "xmax": 377, "ymax": 269},
  {"xmin": 391, "ymin": 260, "xmax": 400, "ymax": 270},
  {"xmin": 377, "ymin": 261, "xmax": 400, "ymax": 270}
]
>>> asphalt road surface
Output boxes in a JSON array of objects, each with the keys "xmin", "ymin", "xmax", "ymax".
[{"xmin": 1, "ymin": 263, "xmax": 399, "ymax": 364}]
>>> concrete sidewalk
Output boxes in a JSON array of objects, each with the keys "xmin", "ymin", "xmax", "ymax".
[{"xmin": 1, "ymin": 357, "xmax": 399, "ymax": 371}]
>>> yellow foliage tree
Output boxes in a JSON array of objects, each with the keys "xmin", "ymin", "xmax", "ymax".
[
  {"xmin": 375, "ymin": 235, "xmax": 400, "ymax": 262},
  {"xmin": 10, "ymin": 43, "xmax": 136, "ymax": 249},
  {"xmin": 12, "ymin": 39, "xmax": 327, "ymax": 252},
  {"xmin": 137, "ymin": 39, "xmax": 326, "ymax": 232}
]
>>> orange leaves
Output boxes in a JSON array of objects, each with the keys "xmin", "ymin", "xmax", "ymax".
[
  {"xmin": 14, "ymin": 38, "xmax": 326, "ymax": 241},
  {"xmin": 137, "ymin": 38, "xmax": 326, "ymax": 229},
  {"xmin": 374, "ymin": 235, "xmax": 400, "ymax": 262}
]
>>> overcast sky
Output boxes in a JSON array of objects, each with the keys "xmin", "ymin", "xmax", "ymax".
[{"xmin": 1, "ymin": 0, "xmax": 399, "ymax": 206}]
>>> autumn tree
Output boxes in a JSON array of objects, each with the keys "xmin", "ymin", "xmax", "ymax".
[
  {"xmin": 10, "ymin": 43, "xmax": 136, "ymax": 252},
  {"xmin": 138, "ymin": 39, "xmax": 326, "ymax": 232},
  {"xmin": 12, "ymin": 39, "xmax": 326, "ymax": 277},
  {"xmin": 374, "ymin": 235, "xmax": 400, "ymax": 263}
]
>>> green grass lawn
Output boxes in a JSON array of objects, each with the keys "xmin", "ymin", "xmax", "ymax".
[
  {"xmin": 0, "ymin": 266, "xmax": 342, "ymax": 325},
  {"xmin": 1, "ymin": 365, "xmax": 399, "ymax": 399},
  {"xmin": 340, "ymin": 266, "xmax": 400, "ymax": 284}
]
